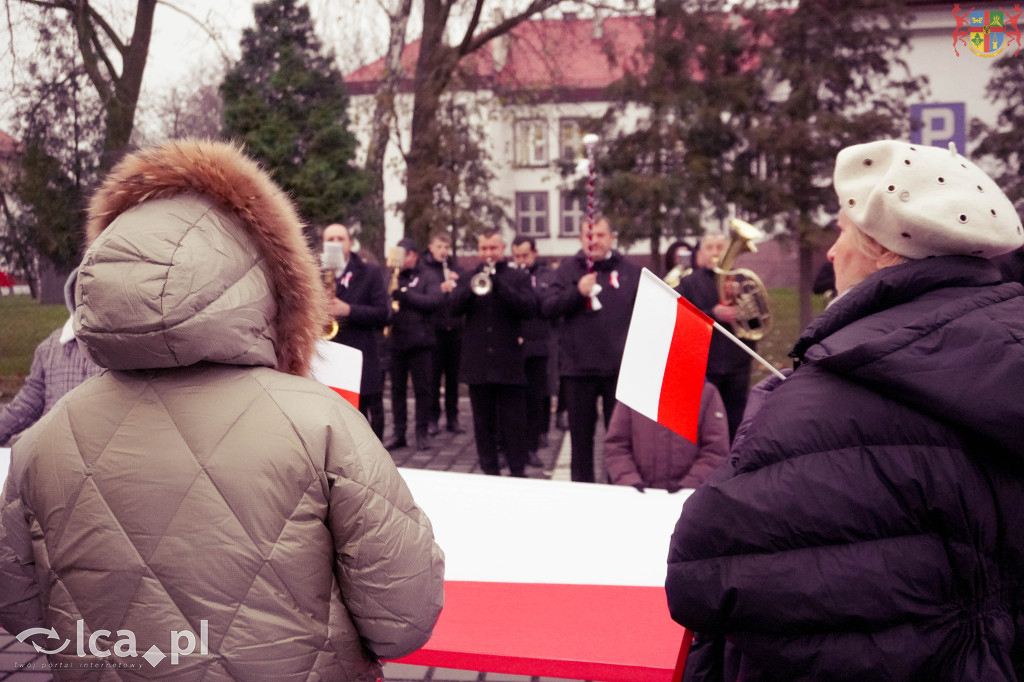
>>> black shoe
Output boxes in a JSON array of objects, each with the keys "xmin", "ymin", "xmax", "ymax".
[
  {"xmin": 446, "ymin": 421, "xmax": 466, "ymax": 434},
  {"xmin": 384, "ymin": 438, "xmax": 408, "ymax": 450},
  {"xmin": 527, "ymin": 451, "xmax": 544, "ymax": 468},
  {"xmin": 427, "ymin": 421, "xmax": 440, "ymax": 436},
  {"xmin": 416, "ymin": 435, "xmax": 432, "ymax": 451}
]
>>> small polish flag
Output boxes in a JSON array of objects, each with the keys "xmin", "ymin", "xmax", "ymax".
[
  {"xmin": 617, "ymin": 269, "xmax": 713, "ymax": 443},
  {"xmin": 310, "ymin": 339, "xmax": 363, "ymax": 409}
]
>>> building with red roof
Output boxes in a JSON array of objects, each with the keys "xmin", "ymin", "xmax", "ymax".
[
  {"xmin": 345, "ymin": 13, "xmax": 651, "ymax": 260},
  {"xmin": 344, "ymin": 4, "xmax": 1012, "ymax": 275}
]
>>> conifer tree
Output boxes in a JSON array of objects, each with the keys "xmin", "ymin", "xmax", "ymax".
[
  {"xmin": 973, "ymin": 56, "xmax": 1024, "ymax": 211},
  {"xmin": 221, "ymin": 0, "xmax": 368, "ymax": 239}
]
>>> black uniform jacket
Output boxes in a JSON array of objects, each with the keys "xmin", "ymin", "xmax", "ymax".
[
  {"xmin": 675, "ymin": 266, "xmax": 755, "ymax": 375},
  {"xmin": 389, "ymin": 260, "xmax": 443, "ymax": 352},
  {"xmin": 421, "ymin": 251, "xmax": 466, "ymax": 333},
  {"xmin": 450, "ymin": 260, "xmax": 536, "ymax": 385},
  {"xmin": 667, "ymin": 257, "xmax": 1024, "ymax": 681},
  {"xmin": 540, "ymin": 250, "xmax": 640, "ymax": 377},
  {"xmin": 521, "ymin": 261, "xmax": 556, "ymax": 358},
  {"xmin": 332, "ymin": 253, "xmax": 389, "ymax": 395}
]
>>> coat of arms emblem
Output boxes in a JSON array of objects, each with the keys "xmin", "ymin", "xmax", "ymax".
[{"xmin": 953, "ymin": 4, "xmax": 1023, "ymax": 57}]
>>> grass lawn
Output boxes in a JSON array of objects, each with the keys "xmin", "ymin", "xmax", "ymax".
[
  {"xmin": 749, "ymin": 288, "xmax": 827, "ymax": 384},
  {"xmin": 0, "ymin": 295, "xmax": 69, "ymax": 400}
]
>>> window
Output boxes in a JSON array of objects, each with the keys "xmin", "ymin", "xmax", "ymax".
[
  {"xmin": 559, "ymin": 119, "xmax": 583, "ymax": 161},
  {"xmin": 560, "ymin": 192, "xmax": 584, "ymax": 237},
  {"xmin": 516, "ymin": 192, "xmax": 549, "ymax": 236},
  {"xmin": 515, "ymin": 119, "xmax": 548, "ymax": 167}
]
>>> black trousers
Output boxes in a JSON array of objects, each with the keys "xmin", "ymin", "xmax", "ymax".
[
  {"xmin": 431, "ymin": 328, "xmax": 463, "ymax": 426},
  {"xmin": 391, "ymin": 346, "xmax": 433, "ymax": 440},
  {"xmin": 707, "ymin": 369, "xmax": 750, "ymax": 443},
  {"xmin": 468, "ymin": 383, "xmax": 528, "ymax": 477},
  {"xmin": 563, "ymin": 375, "xmax": 617, "ymax": 483},
  {"xmin": 359, "ymin": 391, "xmax": 385, "ymax": 440},
  {"xmin": 524, "ymin": 356, "xmax": 551, "ymax": 452}
]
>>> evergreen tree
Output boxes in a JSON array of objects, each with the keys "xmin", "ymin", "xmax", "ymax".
[
  {"xmin": 739, "ymin": 0, "xmax": 924, "ymax": 327},
  {"xmin": 604, "ymin": 0, "xmax": 924, "ymax": 324},
  {"xmin": 972, "ymin": 56, "xmax": 1024, "ymax": 212},
  {"xmin": 598, "ymin": 1, "xmax": 759, "ymax": 266},
  {"xmin": 221, "ymin": 0, "xmax": 368, "ymax": 239}
]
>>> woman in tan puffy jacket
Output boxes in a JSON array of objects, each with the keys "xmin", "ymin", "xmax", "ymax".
[{"xmin": 0, "ymin": 141, "xmax": 444, "ymax": 680}]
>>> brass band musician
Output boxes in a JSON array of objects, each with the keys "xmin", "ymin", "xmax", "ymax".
[
  {"xmin": 323, "ymin": 224, "xmax": 390, "ymax": 439},
  {"xmin": 674, "ymin": 234, "xmax": 756, "ymax": 442}
]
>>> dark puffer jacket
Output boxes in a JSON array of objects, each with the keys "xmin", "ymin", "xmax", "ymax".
[{"xmin": 667, "ymin": 256, "xmax": 1024, "ymax": 681}]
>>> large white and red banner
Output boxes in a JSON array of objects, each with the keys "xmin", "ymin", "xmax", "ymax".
[
  {"xmin": 394, "ymin": 469, "xmax": 692, "ymax": 682},
  {"xmin": 617, "ymin": 269, "xmax": 713, "ymax": 443}
]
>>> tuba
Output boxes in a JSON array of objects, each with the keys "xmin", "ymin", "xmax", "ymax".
[
  {"xmin": 713, "ymin": 218, "xmax": 772, "ymax": 341},
  {"xmin": 470, "ymin": 259, "xmax": 496, "ymax": 296}
]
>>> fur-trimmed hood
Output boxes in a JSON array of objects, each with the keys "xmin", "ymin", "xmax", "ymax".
[{"xmin": 76, "ymin": 140, "xmax": 324, "ymax": 376}]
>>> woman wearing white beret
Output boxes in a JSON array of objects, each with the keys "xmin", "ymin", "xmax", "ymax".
[{"xmin": 667, "ymin": 140, "xmax": 1024, "ymax": 681}]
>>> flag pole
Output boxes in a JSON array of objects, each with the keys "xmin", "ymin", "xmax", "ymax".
[{"xmin": 711, "ymin": 321, "xmax": 787, "ymax": 381}]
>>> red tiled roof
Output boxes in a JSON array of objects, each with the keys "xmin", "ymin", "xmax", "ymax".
[
  {"xmin": 345, "ymin": 15, "xmax": 648, "ymax": 98},
  {"xmin": 0, "ymin": 130, "xmax": 21, "ymax": 157}
]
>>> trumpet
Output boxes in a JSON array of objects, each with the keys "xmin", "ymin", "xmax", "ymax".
[
  {"xmin": 713, "ymin": 218, "xmax": 773, "ymax": 341},
  {"xmin": 470, "ymin": 259, "xmax": 496, "ymax": 296},
  {"xmin": 386, "ymin": 245, "xmax": 406, "ymax": 313},
  {"xmin": 320, "ymin": 242, "xmax": 346, "ymax": 340}
]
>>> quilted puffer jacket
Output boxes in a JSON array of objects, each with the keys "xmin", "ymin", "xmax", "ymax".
[
  {"xmin": 667, "ymin": 257, "xmax": 1024, "ymax": 681},
  {"xmin": 0, "ymin": 141, "xmax": 444, "ymax": 680}
]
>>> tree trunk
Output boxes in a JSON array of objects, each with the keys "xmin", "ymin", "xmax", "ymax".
[
  {"xmin": 798, "ymin": 232, "xmax": 814, "ymax": 331},
  {"xmin": 364, "ymin": 0, "xmax": 414, "ymax": 259},
  {"xmin": 73, "ymin": 0, "xmax": 157, "ymax": 170},
  {"xmin": 405, "ymin": 0, "xmax": 458, "ymax": 247}
]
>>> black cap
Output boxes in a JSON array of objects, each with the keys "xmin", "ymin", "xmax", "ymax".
[{"xmin": 397, "ymin": 237, "xmax": 419, "ymax": 252}]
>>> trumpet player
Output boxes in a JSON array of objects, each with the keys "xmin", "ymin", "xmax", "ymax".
[
  {"xmin": 449, "ymin": 228, "xmax": 537, "ymax": 477},
  {"xmin": 323, "ymin": 223, "xmax": 390, "ymax": 439},
  {"xmin": 386, "ymin": 238, "xmax": 444, "ymax": 452},
  {"xmin": 422, "ymin": 231, "xmax": 466, "ymax": 436},
  {"xmin": 674, "ymin": 234, "xmax": 754, "ymax": 442}
]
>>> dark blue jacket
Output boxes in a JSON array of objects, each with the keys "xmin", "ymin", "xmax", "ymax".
[
  {"xmin": 667, "ymin": 257, "xmax": 1024, "ymax": 681},
  {"xmin": 541, "ymin": 250, "xmax": 640, "ymax": 377},
  {"xmin": 331, "ymin": 253, "xmax": 389, "ymax": 395},
  {"xmin": 675, "ymin": 266, "xmax": 756, "ymax": 375},
  {"xmin": 451, "ymin": 260, "xmax": 536, "ymax": 385},
  {"xmin": 389, "ymin": 259, "xmax": 443, "ymax": 352}
]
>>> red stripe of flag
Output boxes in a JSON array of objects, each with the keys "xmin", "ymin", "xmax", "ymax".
[
  {"xmin": 329, "ymin": 386, "xmax": 360, "ymax": 409},
  {"xmin": 657, "ymin": 296, "xmax": 713, "ymax": 443},
  {"xmin": 395, "ymin": 581, "xmax": 687, "ymax": 682}
]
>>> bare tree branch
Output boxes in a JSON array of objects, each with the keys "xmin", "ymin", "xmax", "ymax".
[
  {"xmin": 464, "ymin": 0, "xmax": 563, "ymax": 55},
  {"xmin": 156, "ymin": 0, "xmax": 232, "ymax": 63},
  {"xmin": 456, "ymin": 0, "xmax": 484, "ymax": 55}
]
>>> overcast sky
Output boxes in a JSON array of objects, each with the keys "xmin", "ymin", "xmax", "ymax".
[{"xmin": 0, "ymin": 0, "xmax": 400, "ymax": 135}]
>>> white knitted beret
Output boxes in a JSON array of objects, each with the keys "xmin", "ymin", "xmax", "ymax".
[{"xmin": 834, "ymin": 140, "xmax": 1024, "ymax": 259}]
